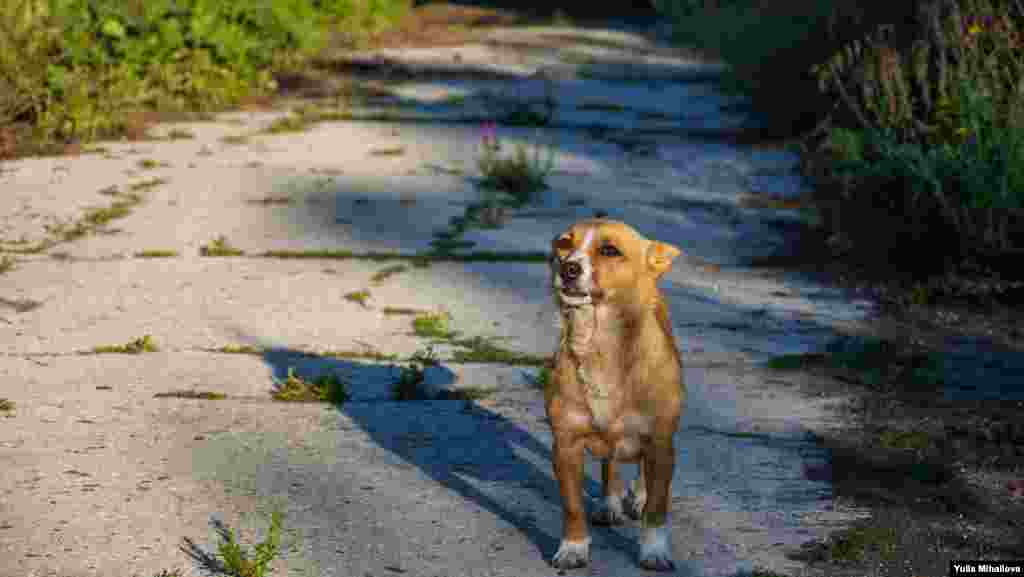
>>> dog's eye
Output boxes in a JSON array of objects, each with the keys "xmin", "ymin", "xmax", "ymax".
[{"xmin": 599, "ymin": 244, "xmax": 621, "ymax": 257}]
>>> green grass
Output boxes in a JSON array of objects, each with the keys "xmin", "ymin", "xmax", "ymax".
[
  {"xmin": 877, "ymin": 429, "xmax": 933, "ymax": 452},
  {"xmin": 368, "ymin": 145, "xmax": 406, "ymax": 156},
  {"xmin": 344, "ymin": 290, "xmax": 371, "ymax": 307},
  {"xmin": 412, "ymin": 312, "xmax": 454, "ymax": 339},
  {"xmin": 129, "ymin": 178, "xmax": 168, "ymax": 193},
  {"xmin": 370, "ymin": 264, "xmax": 408, "ymax": 284},
  {"xmin": 451, "ymin": 335, "xmax": 550, "ymax": 366},
  {"xmin": 392, "ymin": 345, "xmax": 440, "ymax": 400},
  {"xmin": 530, "ymin": 366, "xmax": 552, "ymax": 389},
  {"xmin": 137, "ymin": 158, "xmax": 166, "ymax": 170},
  {"xmin": 91, "ymin": 335, "xmax": 158, "ymax": 354},
  {"xmin": 263, "ymin": 115, "xmax": 312, "ymax": 134},
  {"xmin": 766, "ymin": 336, "xmax": 948, "ymax": 389},
  {"xmin": 380, "ymin": 306, "xmax": 428, "ymax": 316},
  {"xmin": 135, "ymin": 249, "xmax": 179, "ymax": 258},
  {"xmin": 271, "ymin": 368, "xmax": 350, "ymax": 404},
  {"xmin": 200, "ymin": 236, "xmax": 245, "ymax": 257},
  {"xmin": 216, "ymin": 344, "xmax": 264, "ymax": 355},
  {"xmin": 153, "ymin": 390, "xmax": 227, "ymax": 400},
  {"xmin": 827, "ymin": 523, "xmax": 898, "ymax": 563},
  {"xmin": 322, "ymin": 349, "xmax": 398, "ymax": 362}
]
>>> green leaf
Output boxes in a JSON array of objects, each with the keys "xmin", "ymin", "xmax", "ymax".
[{"xmin": 100, "ymin": 18, "xmax": 125, "ymax": 39}]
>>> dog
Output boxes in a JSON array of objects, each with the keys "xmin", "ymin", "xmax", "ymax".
[{"xmin": 545, "ymin": 218, "xmax": 685, "ymax": 571}]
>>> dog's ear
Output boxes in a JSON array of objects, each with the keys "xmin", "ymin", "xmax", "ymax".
[{"xmin": 646, "ymin": 241, "xmax": 681, "ymax": 275}]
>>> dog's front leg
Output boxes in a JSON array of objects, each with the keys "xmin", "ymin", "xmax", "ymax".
[
  {"xmin": 639, "ymin": 438, "xmax": 676, "ymax": 571},
  {"xmin": 591, "ymin": 459, "xmax": 627, "ymax": 525},
  {"xmin": 551, "ymin": 432, "xmax": 590, "ymax": 569}
]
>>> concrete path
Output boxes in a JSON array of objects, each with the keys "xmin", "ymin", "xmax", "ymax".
[{"xmin": 1, "ymin": 20, "xmax": 874, "ymax": 577}]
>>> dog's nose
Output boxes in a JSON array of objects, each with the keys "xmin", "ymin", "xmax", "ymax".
[{"xmin": 561, "ymin": 260, "xmax": 583, "ymax": 283}]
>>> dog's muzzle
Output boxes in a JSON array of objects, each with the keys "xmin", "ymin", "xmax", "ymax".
[
  {"xmin": 560, "ymin": 260, "xmax": 583, "ymax": 284},
  {"xmin": 554, "ymin": 254, "xmax": 593, "ymax": 306}
]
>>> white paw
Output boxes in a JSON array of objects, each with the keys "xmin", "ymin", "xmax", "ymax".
[
  {"xmin": 551, "ymin": 537, "xmax": 591, "ymax": 570},
  {"xmin": 591, "ymin": 493, "xmax": 627, "ymax": 526},
  {"xmin": 639, "ymin": 525, "xmax": 675, "ymax": 572},
  {"xmin": 624, "ymin": 482, "xmax": 647, "ymax": 520}
]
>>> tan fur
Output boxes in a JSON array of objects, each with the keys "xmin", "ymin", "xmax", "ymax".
[{"xmin": 546, "ymin": 219, "xmax": 685, "ymax": 571}]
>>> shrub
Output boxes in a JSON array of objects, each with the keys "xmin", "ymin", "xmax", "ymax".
[{"xmin": 0, "ymin": 0, "xmax": 410, "ymax": 154}]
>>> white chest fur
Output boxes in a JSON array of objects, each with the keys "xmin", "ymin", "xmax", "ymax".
[{"xmin": 560, "ymin": 304, "xmax": 624, "ymax": 430}]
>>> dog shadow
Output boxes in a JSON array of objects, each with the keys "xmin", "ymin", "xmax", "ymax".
[{"xmin": 256, "ymin": 346, "xmax": 645, "ymax": 568}]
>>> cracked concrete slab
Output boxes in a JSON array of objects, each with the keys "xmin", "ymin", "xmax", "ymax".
[{"xmin": 1, "ymin": 17, "xmax": 873, "ymax": 577}]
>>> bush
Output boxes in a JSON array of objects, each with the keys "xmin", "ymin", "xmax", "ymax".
[
  {"xmin": 0, "ymin": 0, "xmax": 410, "ymax": 153},
  {"xmin": 657, "ymin": 0, "xmax": 1024, "ymax": 263}
]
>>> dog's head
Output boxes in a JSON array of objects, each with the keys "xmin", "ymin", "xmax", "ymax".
[{"xmin": 550, "ymin": 219, "xmax": 681, "ymax": 308}]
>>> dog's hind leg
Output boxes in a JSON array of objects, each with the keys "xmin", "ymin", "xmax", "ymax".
[
  {"xmin": 638, "ymin": 440, "xmax": 676, "ymax": 571},
  {"xmin": 591, "ymin": 459, "xmax": 628, "ymax": 525}
]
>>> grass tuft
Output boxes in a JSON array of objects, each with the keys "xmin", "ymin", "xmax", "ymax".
[
  {"xmin": 412, "ymin": 312, "xmax": 454, "ymax": 339},
  {"xmin": 217, "ymin": 344, "xmax": 264, "ymax": 355},
  {"xmin": 153, "ymin": 390, "xmax": 227, "ymax": 400},
  {"xmin": 135, "ymin": 249, "xmax": 179, "ymax": 258},
  {"xmin": 381, "ymin": 306, "xmax": 428, "ymax": 316},
  {"xmin": 271, "ymin": 368, "xmax": 350, "ymax": 404},
  {"xmin": 200, "ymin": 236, "xmax": 245, "ymax": 257},
  {"xmin": 451, "ymin": 335, "xmax": 549, "ymax": 366},
  {"xmin": 91, "ymin": 335, "xmax": 158, "ymax": 354},
  {"xmin": 344, "ymin": 290, "xmax": 371, "ymax": 307},
  {"xmin": 370, "ymin": 264, "xmax": 408, "ymax": 284},
  {"xmin": 216, "ymin": 509, "xmax": 285, "ymax": 577}
]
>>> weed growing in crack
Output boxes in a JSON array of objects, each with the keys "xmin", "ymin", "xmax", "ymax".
[
  {"xmin": 370, "ymin": 264, "xmax": 408, "ymax": 284},
  {"xmin": 271, "ymin": 368, "xmax": 350, "ymax": 404},
  {"xmin": 216, "ymin": 509, "xmax": 285, "ymax": 577},
  {"xmin": 476, "ymin": 121, "xmax": 556, "ymax": 204},
  {"xmin": 135, "ymin": 249, "xmax": 179, "ymax": 258},
  {"xmin": 412, "ymin": 312, "xmax": 454, "ymax": 339},
  {"xmin": 216, "ymin": 344, "xmax": 264, "ymax": 355},
  {"xmin": 344, "ymin": 290, "xmax": 372, "ymax": 307},
  {"xmin": 450, "ymin": 335, "xmax": 549, "ymax": 366},
  {"xmin": 322, "ymin": 348, "xmax": 398, "ymax": 362},
  {"xmin": 91, "ymin": 335, "xmax": 158, "ymax": 354},
  {"xmin": 129, "ymin": 177, "xmax": 167, "ymax": 193},
  {"xmin": 220, "ymin": 134, "xmax": 251, "ymax": 145},
  {"xmin": 392, "ymin": 345, "xmax": 440, "ymax": 401},
  {"xmin": 200, "ymin": 236, "xmax": 245, "ymax": 257},
  {"xmin": 529, "ymin": 366, "xmax": 552, "ymax": 389},
  {"xmin": 154, "ymin": 390, "xmax": 227, "ymax": 400},
  {"xmin": 381, "ymin": 306, "xmax": 428, "ymax": 316}
]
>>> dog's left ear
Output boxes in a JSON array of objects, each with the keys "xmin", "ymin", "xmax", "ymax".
[{"xmin": 646, "ymin": 241, "xmax": 681, "ymax": 275}]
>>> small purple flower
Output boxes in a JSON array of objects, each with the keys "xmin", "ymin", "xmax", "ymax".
[{"xmin": 481, "ymin": 121, "xmax": 497, "ymax": 144}]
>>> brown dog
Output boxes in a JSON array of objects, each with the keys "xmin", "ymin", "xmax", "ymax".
[{"xmin": 545, "ymin": 218, "xmax": 685, "ymax": 571}]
